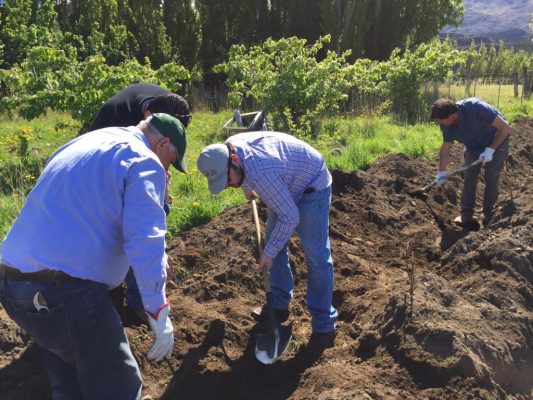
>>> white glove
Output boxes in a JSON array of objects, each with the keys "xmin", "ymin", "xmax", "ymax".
[
  {"xmin": 479, "ymin": 147, "xmax": 495, "ymax": 163},
  {"xmin": 147, "ymin": 304, "xmax": 174, "ymax": 361},
  {"xmin": 435, "ymin": 171, "xmax": 448, "ymax": 186}
]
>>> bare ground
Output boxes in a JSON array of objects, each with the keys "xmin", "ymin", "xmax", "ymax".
[{"xmin": 1, "ymin": 119, "xmax": 532, "ymax": 400}]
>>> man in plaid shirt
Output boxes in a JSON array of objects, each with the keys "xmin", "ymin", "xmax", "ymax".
[{"xmin": 197, "ymin": 131, "xmax": 338, "ymax": 347}]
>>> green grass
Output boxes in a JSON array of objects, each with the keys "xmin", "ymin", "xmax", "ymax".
[
  {"xmin": 437, "ymin": 83, "xmax": 533, "ymax": 122},
  {"xmin": 1, "ymin": 95, "xmax": 531, "ymax": 240},
  {"xmin": 312, "ymin": 116, "xmax": 442, "ymax": 171}
]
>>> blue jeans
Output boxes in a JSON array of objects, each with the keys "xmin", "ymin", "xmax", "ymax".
[
  {"xmin": 265, "ymin": 186, "xmax": 338, "ymax": 333},
  {"xmin": 124, "ymin": 268, "xmax": 143, "ymax": 311},
  {"xmin": 0, "ymin": 269, "xmax": 142, "ymax": 400}
]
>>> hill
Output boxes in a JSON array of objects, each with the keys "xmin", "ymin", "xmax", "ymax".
[{"xmin": 441, "ymin": 0, "xmax": 533, "ymax": 49}]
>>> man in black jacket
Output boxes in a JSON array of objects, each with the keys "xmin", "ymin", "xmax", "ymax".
[{"xmin": 88, "ymin": 82, "xmax": 191, "ymax": 132}]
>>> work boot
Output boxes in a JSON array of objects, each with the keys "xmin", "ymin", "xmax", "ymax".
[
  {"xmin": 453, "ymin": 216, "xmax": 480, "ymax": 231},
  {"xmin": 251, "ymin": 305, "xmax": 289, "ymax": 324},
  {"xmin": 308, "ymin": 330, "xmax": 337, "ymax": 350},
  {"xmin": 482, "ymin": 213, "xmax": 493, "ymax": 229}
]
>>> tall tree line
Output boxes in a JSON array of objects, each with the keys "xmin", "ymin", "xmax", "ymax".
[{"xmin": 0, "ymin": 0, "xmax": 464, "ymax": 78}]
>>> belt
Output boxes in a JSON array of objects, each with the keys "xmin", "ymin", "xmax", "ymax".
[
  {"xmin": 303, "ymin": 187, "xmax": 315, "ymax": 194},
  {"xmin": 0, "ymin": 264, "xmax": 80, "ymax": 283}
]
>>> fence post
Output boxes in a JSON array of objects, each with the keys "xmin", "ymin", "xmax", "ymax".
[
  {"xmin": 473, "ymin": 77, "xmax": 477, "ymax": 97},
  {"xmin": 524, "ymin": 67, "xmax": 530, "ymax": 99},
  {"xmin": 465, "ymin": 56, "xmax": 472, "ymax": 97},
  {"xmin": 513, "ymin": 72, "xmax": 519, "ymax": 98},
  {"xmin": 497, "ymin": 75, "xmax": 502, "ymax": 108}
]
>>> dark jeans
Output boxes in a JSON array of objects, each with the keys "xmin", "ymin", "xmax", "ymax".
[
  {"xmin": 461, "ymin": 138, "xmax": 509, "ymax": 222},
  {"xmin": 0, "ymin": 268, "xmax": 142, "ymax": 400}
]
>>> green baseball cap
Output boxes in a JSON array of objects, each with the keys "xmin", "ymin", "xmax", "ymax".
[{"xmin": 149, "ymin": 113, "xmax": 187, "ymax": 173}]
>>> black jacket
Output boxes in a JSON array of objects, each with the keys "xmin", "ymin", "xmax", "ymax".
[{"xmin": 88, "ymin": 83, "xmax": 170, "ymax": 131}]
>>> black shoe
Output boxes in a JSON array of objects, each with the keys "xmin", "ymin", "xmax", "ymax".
[
  {"xmin": 308, "ymin": 330, "xmax": 337, "ymax": 349},
  {"xmin": 454, "ymin": 216, "xmax": 480, "ymax": 231},
  {"xmin": 482, "ymin": 214, "xmax": 493, "ymax": 228},
  {"xmin": 251, "ymin": 305, "xmax": 289, "ymax": 323}
]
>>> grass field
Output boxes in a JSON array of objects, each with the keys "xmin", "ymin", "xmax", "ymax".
[{"xmin": 0, "ymin": 87, "xmax": 531, "ymax": 239}]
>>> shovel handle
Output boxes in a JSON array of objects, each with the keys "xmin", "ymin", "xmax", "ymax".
[
  {"xmin": 251, "ymin": 200, "xmax": 271, "ymax": 292},
  {"xmin": 422, "ymin": 159, "xmax": 482, "ymax": 192}
]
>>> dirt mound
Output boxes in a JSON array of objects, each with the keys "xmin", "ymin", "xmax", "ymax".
[{"xmin": 1, "ymin": 119, "xmax": 532, "ymax": 400}]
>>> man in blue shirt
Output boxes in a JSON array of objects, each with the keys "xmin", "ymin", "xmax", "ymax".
[
  {"xmin": 85, "ymin": 83, "xmax": 192, "ymax": 326},
  {"xmin": 197, "ymin": 131, "xmax": 338, "ymax": 348},
  {"xmin": 430, "ymin": 98, "xmax": 511, "ymax": 229},
  {"xmin": 0, "ymin": 113, "xmax": 186, "ymax": 399}
]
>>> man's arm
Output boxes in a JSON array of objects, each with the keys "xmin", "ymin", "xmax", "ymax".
[
  {"xmin": 489, "ymin": 115, "xmax": 511, "ymax": 150},
  {"xmin": 438, "ymin": 142, "xmax": 452, "ymax": 171}
]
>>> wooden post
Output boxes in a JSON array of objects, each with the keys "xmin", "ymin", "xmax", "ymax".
[
  {"xmin": 465, "ymin": 56, "xmax": 472, "ymax": 97},
  {"xmin": 523, "ymin": 67, "xmax": 530, "ymax": 99},
  {"xmin": 497, "ymin": 75, "xmax": 502, "ymax": 108},
  {"xmin": 513, "ymin": 72, "xmax": 519, "ymax": 98}
]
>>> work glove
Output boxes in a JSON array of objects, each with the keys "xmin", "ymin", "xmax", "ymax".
[
  {"xmin": 478, "ymin": 147, "xmax": 495, "ymax": 163},
  {"xmin": 435, "ymin": 171, "xmax": 448, "ymax": 186},
  {"xmin": 147, "ymin": 304, "xmax": 174, "ymax": 361}
]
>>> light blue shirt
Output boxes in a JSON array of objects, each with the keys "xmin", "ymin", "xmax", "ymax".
[
  {"xmin": 226, "ymin": 131, "xmax": 331, "ymax": 258},
  {"xmin": 0, "ymin": 127, "xmax": 168, "ymax": 314}
]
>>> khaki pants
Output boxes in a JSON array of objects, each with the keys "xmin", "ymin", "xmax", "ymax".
[{"xmin": 461, "ymin": 138, "xmax": 509, "ymax": 223}]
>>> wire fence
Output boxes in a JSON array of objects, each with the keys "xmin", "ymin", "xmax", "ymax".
[
  {"xmin": 189, "ymin": 72, "xmax": 532, "ymax": 118},
  {"xmin": 423, "ymin": 72, "xmax": 532, "ymax": 109}
]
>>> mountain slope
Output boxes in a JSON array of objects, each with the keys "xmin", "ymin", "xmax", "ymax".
[{"xmin": 442, "ymin": 0, "xmax": 533, "ymax": 44}]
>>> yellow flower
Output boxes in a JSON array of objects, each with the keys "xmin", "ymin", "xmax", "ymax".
[{"xmin": 192, "ymin": 201, "xmax": 200, "ymax": 207}]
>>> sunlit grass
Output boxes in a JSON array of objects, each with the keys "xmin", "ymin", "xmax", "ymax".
[
  {"xmin": 0, "ymin": 97, "xmax": 529, "ymax": 239},
  {"xmin": 314, "ymin": 116, "xmax": 442, "ymax": 171}
]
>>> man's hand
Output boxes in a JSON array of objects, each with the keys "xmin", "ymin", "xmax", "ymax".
[
  {"xmin": 244, "ymin": 189, "xmax": 258, "ymax": 201},
  {"xmin": 147, "ymin": 304, "xmax": 174, "ymax": 361},
  {"xmin": 258, "ymin": 254, "xmax": 273, "ymax": 270},
  {"xmin": 479, "ymin": 147, "xmax": 495, "ymax": 163},
  {"xmin": 435, "ymin": 171, "xmax": 448, "ymax": 186}
]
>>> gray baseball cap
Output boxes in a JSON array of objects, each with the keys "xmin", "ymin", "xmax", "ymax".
[{"xmin": 197, "ymin": 144, "xmax": 230, "ymax": 194}]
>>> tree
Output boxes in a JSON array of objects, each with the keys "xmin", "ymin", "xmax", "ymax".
[
  {"xmin": 320, "ymin": 0, "xmax": 464, "ymax": 61},
  {"xmin": 215, "ymin": 36, "xmax": 354, "ymax": 137},
  {"xmin": 0, "ymin": 0, "xmax": 61, "ymax": 68},
  {"xmin": 162, "ymin": 0, "xmax": 200, "ymax": 71},
  {"xmin": 121, "ymin": 0, "xmax": 172, "ymax": 68}
]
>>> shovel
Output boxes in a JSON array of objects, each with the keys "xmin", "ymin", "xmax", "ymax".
[
  {"xmin": 251, "ymin": 199, "xmax": 293, "ymax": 364},
  {"xmin": 413, "ymin": 159, "xmax": 482, "ymax": 197}
]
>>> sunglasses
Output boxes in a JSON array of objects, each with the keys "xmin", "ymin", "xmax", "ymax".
[{"xmin": 174, "ymin": 114, "xmax": 192, "ymax": 127}]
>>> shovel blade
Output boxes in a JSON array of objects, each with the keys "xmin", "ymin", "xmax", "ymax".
[{"xmin": 255, "ymin": 323, "xmax": 293, "ymax": 364}]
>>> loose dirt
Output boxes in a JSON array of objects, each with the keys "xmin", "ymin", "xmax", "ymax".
[{"xmin": 1, "ymin": 119, "xmax": 532, "ymax": 400}]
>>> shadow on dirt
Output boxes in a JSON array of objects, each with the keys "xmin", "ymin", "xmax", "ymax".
[{"xmin": 161, "ymin": 319, "xmax": 325, "ymax": 400}]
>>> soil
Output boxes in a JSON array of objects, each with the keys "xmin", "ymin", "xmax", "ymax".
[{"xmin": 1, "ymin": 119, "xmax": 532, "ymax": 400}]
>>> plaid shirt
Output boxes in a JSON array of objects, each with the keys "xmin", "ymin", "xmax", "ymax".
[{"xmin": 226, "ymin": 131, "xmax": 331, "ymax": 258}]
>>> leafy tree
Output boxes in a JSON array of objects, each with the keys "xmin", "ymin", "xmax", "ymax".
[
  {"xmin": 351, "ymin": 39, "xmax": 461, "ymax": 121},
  {"xmin": 215, "ymin": 36, "xmax": 354, "ymax": 137},
  {"xmin": 121, "ymin": 0, "xmax": 172, "ymax": 68},
  {"xmin": 0, "ymin": 46, "xmax": 189, "ymax": 126},
  {"xmin": 162, "ymin": 0, "xmax": 200, "ymax": 71},
  {"xmin": 320, "ymin": 0, "xmax": 463, "ymax": 61}
]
